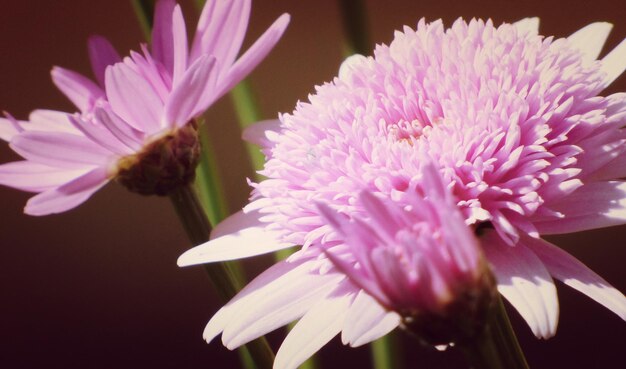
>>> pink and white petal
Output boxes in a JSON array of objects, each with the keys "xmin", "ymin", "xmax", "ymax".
[
  {"xmin": 205, "ymin": 0, "xmax": 251, "ymax": 72},
  {"xmin": 11, "ymin": 131, "xmax": 113, "ymax": 169},
  {"xmin": 189, "ymin": 0, "xmax": 224, "ymax": 62},
  {"xmin": 242, "ymin": 119, "xmax": 282, "ymax": 147},
  {"xmin": 24, "ymin": 166, "xmax": 110, "ymax": 215},
  {"xmin": 513, "ymin": 18, "xmax": 539, "ymax": 35},
  {"xmin": 177, "ymin": 208, "xmax": 296, "ymax": 266},
  {"xmin": 524, "ymin": 237, "xmax": 626, "ymax": 320},
  {"xmin": 323, "ymin": 244, "xmax": 390, "ymax": 306},
  {"xmin": 0, "ymin": 161, "xmax": 89, "ymax": 193},
  {"xmin": 342, "ymin": 290, "xmax": 400, "ymax": 347},
  {"xmin": 151, "ymin": 0, "xmax": 176, "ymax": 75},
  {"xmin": 214, "ymin": 13, "xmax": 290, "ymax": 100},
  {"xmin": 274, "ymin": 292, "xmax": 354, "ymax": 369},
  {"xmin": 600, "ymin": 38, "xmax": 626, "ymax": 88},
  {"xmin": 28, "ymin": 110, "xmax": 81, "ymax": 135},
  {"xmin": 481, "ymin": 231, "xmax": 559, "ymax": 339},
  {"xmin": 203, "ymin": 258, "xmax": 313, "ymax": 343},
  {"xmin": 221, "ymin": 270, "xmax": 345, "ymax": 349},
  {"xmin": 87, "ymin": 35, "xmax": 121, "ymax": 88},
  {"xmin": 170, "ymin": 5, "xmax": 188, "ymax": 87},
  {"xmin": 51, "ymin": 67, "xmax": 104, "ymax": 113},
  {"xmin": 68, "ymin": 115, "xmax": 133, "ymax": 155},
  {"xmin": 588, "ymin": 153, "xmax": 626, "ymax": 182},
  {"xmin": 93, "ymin": 108, "xmax": 145, "ymax": 152},
  {"xmin": 536, "ymin": 181, "xmax": 626, "ymax": 234},
  {"xmin": 189, "ymin": 0, "xmax": 249, "ymax": 66},
  {"xmin": 105, "ymin": 63, "xmax": 164, "ymax": 132},
  {"xmin": 164, "ymin": 55, "xmax": 217, "ymax": 127},
  {"xmin": 338, "ymin": 54, "xmax": 368, "ymax": 81},
  {"xmin": 0, "ymin": 117, "xmax": 20, "ymax": 141},
  {"xmin": 567, "ymin": 22, "xmax": 613, "ymax": 64}
]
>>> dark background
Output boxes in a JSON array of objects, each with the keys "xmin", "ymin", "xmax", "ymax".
[{"xmin": 0, "ymin": 1, "xmax": 625, "ymax": 368}]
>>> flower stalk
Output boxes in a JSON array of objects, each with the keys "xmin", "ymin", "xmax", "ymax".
[
  {"xmin": 459, "ymin": 295, "xmax": 530, "ymax": 369},
  {"xmin": 169, "ymin": 183, "xmax": 275, "ymax": 369}
]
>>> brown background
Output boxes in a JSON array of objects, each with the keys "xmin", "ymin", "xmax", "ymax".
[{"xmin": 0, "ymin": 1, "xmax": 625, "ymax": 368}]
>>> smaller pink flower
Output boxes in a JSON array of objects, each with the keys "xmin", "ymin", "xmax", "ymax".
[
  {"xmin": 0, "ymin": 0, "xmax": 289, "ymax": 215},
  {"xmin": 318, "ymin": 165, "xmax": 496, "ymax": 344}
]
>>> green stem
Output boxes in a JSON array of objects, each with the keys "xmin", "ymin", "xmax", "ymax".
[
  {"xmin": 195, "ymin": 123, "xmax": 230, "ymax": 226},
  {"xmin": 230, "ymin": 80, "xmax": 267, "ymax": 171},
  {"xmin": 370, "ymin": 332, "xmax": 402, "ymax": 369},
  {"xmin": 338, "ymin": 0, "xmax": 371, "ymax": 56},
  {"xmin": 459, "ymin": 295, "xmax": 530, "ymax": 369},
  {"xmin": 169, "ymin": 184, "xmax": 275, "ymax": 369},
  {"xmin": 130, "ymin": 0, "xmax": 154, "ymax": 41}
]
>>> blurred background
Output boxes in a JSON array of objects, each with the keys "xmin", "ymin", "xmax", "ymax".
[{"xmin": 0, "ymin": 0, "xmax": 625, "ymax": 368}]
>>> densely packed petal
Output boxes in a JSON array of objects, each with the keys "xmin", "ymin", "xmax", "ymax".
[{"xmin": 180, "ymin": 17, "xmax": 626, "ymax": 368}]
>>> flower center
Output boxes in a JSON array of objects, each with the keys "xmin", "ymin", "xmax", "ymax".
[
  {"xmin": 115, "ymin": 121, "xmax": 201, "ymax": 196},
  {"xmin": 387, "ymin": 119, "xmax": 425, "ymax": 142}
]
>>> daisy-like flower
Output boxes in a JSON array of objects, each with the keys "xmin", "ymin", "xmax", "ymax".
[
  {"xmin": 179, "ymin": 18, "xmax": 626, "ymax": 368},
  {"xmin": 318, "ymin": 165, "xmax": 497, "ymax": 345},
  {"xmin": 0, "ymin": 0, "xmax": 289, "ymax": 215}
]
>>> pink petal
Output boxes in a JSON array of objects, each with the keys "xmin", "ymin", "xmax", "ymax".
[
  {"xmin": 87, "ymin": 35, "xmax": 121, "ymax": 87},
  {"xmin": 567, "ymin": 22, "xmax": 613, "ymax": 65},
  {"xmin": 170, "ymin": 4, "xmax": 188, "ymax": 87},
  {"xmin": 105, "ymin": 62, "xmax": 164, "ymax": 132},
  {"xmin": 189, "ymin": 0, "xmax": 249, "ymax": 66},
  {"xmin": 524, "ymin": 236, "xmax": 626, "ymax": 320},
  {"xmin": 535, "ymin": 181, "xmax": 626, "ymax": 234},
  {"xmin": 51, "ymin": 67, "xmax": 105, "ymax": 113},
  {"xmin": 164, "ymin": 55, "xmax": 217, "ymax": 128},
  {"xmin": 0, "ymin": 117, "xmax": 20, "ymax": 141},
  {"xmin": 342, "ymin": 290, "xmax": 400, "ymax": 347},
  {"xmin": 151, "ymin": 0, "xmax": 176, "ymax": 75},
  {"xmin": 28, "ymin": 110, "xmax": 81, "ymax": 135},
  {"xmin": 24, "ymin": 166, "xmax": 109, "ymax": 215},
  {"xmin": 215, "ymin": 13, "xmax": 290, "ymax": 100},
  {"xmin": 93, "ymin": 108, "xmax": 145, "ymax": 151},
  {"xmin": 241, "ymin": 119, "xmax": 282, "ymax": 147},
  {"xmin": 274, "ymin": 291, "xmax": 354, "ymax": 369},
  {"xmin": 10, "ymin": 131, "xmax": 113, "ymax": 169},
  {"xmin": 177, "ymin": 208, "xmax": 296, "ymax": 266},
  {"xmin": 221, "ymin": 268, "xmax": 345, "ymax": 349},
  {"xmin": 203, "ymin": 258, "xmax": 312, "ymax": 343},
  {"xmin": 0, "ymin": 161, "xmax": 89, "ymax": 193},
  {"xmin": 481, "ymin": 231, "xmax": 559, "ymax": 339},
  {"xmin": 600, "ymin": 38, "xmax": 626, "ymax": 88},
  {"xmin": 68, "ymin": 115, "xmax": 133, "ymax": 155},
  {"xmin": 513, "ymin": 18, "xmax": 539, "ymax": 35},
  {"xmin": 214, "ymin": 0, "xmax": 250, "ymax": 69}
]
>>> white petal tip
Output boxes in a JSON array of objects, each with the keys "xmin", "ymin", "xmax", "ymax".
[{"xmin": 513, "ymin": 17, "xmax": 540, "ymax": 34}]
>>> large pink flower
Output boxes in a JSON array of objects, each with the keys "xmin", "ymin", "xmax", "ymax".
[
  {"xmin": 179, "ymin": 18, "xmax": 626, "ymax": 368},
  {"xmin": 0, "ymin": 0, "xmax": 289, "ymax": 215}
]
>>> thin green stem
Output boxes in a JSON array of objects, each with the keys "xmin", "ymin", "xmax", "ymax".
[
  {"xmin": 371, "ymin": 332, "xmax": 402, "ymax": 369},
  {"xmin": 130, "ymin": 0, "xmax": 154, "ymax": 41},
  {"xmin": 169, "ymin": 184, "xmax": 275, "ymax": 369},
  {"xmin": 459, "ymin": 295, "xmax": 530, "ymax": 369},
  {"xmin": 338, "ymin": 0, "xmax": 371, "ymax": 56},
  {"xmin": 195, "ymin": 123, "xmax": 230, "ymax": 226},
  {"xmin": 193, "ymin": 0, "xmax": 207, "ymax": 11},
  {"xmin": 230, "ymin": 80, "xmax": 267, "ymax": 171}
]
